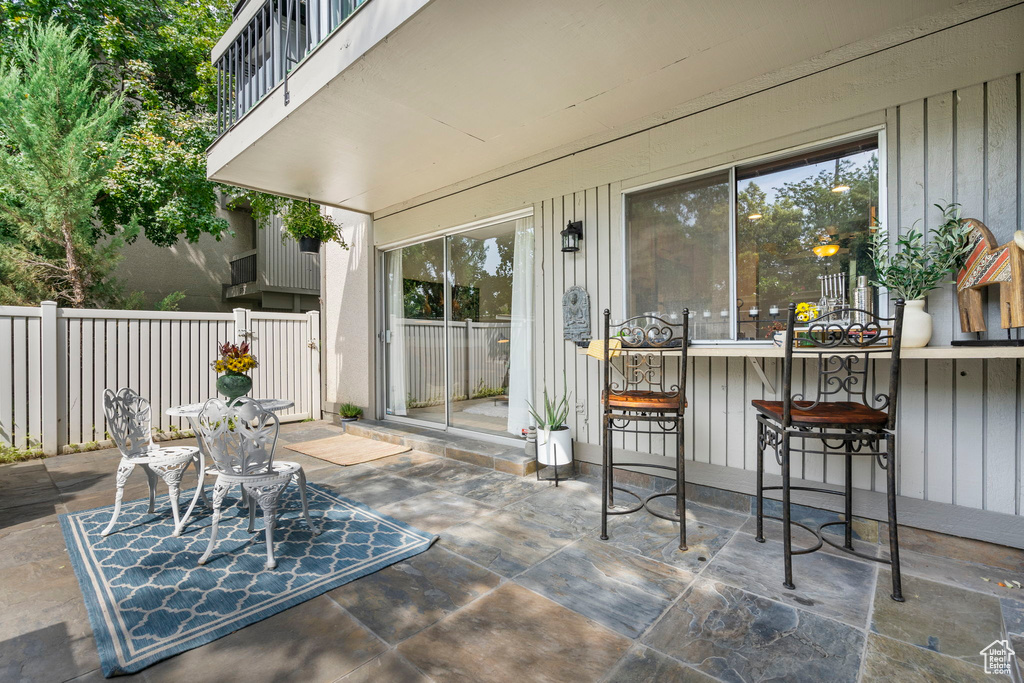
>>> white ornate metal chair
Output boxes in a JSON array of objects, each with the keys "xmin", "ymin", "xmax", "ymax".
[
  {"xmin": 101, "ymin": 388, "xmax": 200, "ymax": 537},
  {"xmin": 196, "ymin": 397, "xmax": 319, "ymax": 569}
]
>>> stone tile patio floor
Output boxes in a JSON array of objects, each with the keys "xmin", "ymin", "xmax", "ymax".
[{"xmin": 2, "ymin": 421, "xmax": 1023, "ymax": 682}]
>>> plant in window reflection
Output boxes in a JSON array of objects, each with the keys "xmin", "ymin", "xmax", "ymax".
[
  {"xmin": 794, "ymin": 302, "xmax": 820, "ymax": 323},
  {"xmin": 868, "ymin": 203, "xmax": 973, "ymax": 301}
]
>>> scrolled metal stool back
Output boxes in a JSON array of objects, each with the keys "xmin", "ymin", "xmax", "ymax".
[
  {"xmin": 602, "ymin": 311, "xmax": 688, "ymax": 401},
  {"xmin": 197, "ymin": 397, "xmax": 280, "ymax": 475},
  {"xmin": 781, "ymin": 299, "xmax": 906, "ymax": 430}
]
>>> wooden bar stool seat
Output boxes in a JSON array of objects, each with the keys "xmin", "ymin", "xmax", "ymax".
[
  {"xmin": 603, "ymin": 390, "xmax": 686, "ymax": 412},
  {"xmin": 751, "ymin": 400, "xmax": 887, "ymax": 428}
]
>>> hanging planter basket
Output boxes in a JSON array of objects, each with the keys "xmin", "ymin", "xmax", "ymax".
[{"xmin": 298, "ymin": 236, "xmax": 322, "ymax": 253}]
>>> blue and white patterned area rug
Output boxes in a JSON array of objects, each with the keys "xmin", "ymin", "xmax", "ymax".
[{"xmin": 60, "ymin": 483, "xmax": 435, "ymax": 677}]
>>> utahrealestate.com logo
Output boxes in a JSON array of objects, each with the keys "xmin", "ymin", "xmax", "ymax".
[{"xmin": 980, "ymin": 639, "xmax": 1016, "ymax": 675}]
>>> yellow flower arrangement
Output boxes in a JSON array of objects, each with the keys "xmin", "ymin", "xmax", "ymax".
[
  {"xmin": 211, "ymin": 342, "xmax": 258, "ymax": 375},
  {"xmin": 795, "ymin": 302, "xmax": 820, "ymax": 323}
]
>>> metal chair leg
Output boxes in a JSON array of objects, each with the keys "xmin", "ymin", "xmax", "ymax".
[
  {"xmin": 198, "ymin": 481, "xmax": 228, "ymax": 565},
  {"xmin": 781, "ymin": 432, "xmax": 795, "ymax": 590},
  {"xmin": 844, "ymin": 433, "xmax": 854, "ymax": 550},
  {"xmin": 295, "ymin": 468, "xmax": 320, "ymax": 535},
  {"xmin": 600, "ymin": 417, "xmax": 610, "ymax": 541},
  {"xmin": 755, "ymin": 421, "xmax": 765, "ymax": 543},
  {"xmin": 607, "ymin": 423, "xmax": 615, "ymax": 509},
  {"xmin": 255, "ymin": 488, "xmax": 282, "ymax": 570},
  {"xmin": 885, "ymin": 433, "xmax": 904, "ymax": 602},
  {"xmin": 677, "ymin": 415, "xmax": 687, "ymax": 551},
  {"xmin": 145, "ymin": 467, "xmax": 158, "ymax": 514},
  {"xmin": 191, "ymin": 454, "xmax": 208, "ymax": 505},
  {"xmin": 102, "ymin": 460, "xmax": 135, "ymax": 536}
]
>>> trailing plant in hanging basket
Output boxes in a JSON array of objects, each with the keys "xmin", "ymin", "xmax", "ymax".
[
  {"xmin": 226, "ymin": 191, "xmax": 349, "ymax": 250},
  {"xmin": 282, "ymin": 200, "xmax": 347, "ymax": 247}
]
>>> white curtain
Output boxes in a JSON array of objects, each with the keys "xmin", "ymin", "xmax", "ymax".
[
  {"xmin": 387, "ymin": 250, "xmax": 408, "ymax": 416},
  {"xmin": 507, "ymin": 217, "xmax": 534, "ymax": 435}
]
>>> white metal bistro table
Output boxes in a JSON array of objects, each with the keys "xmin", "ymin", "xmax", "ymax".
[{"xmin": 166, "ymin": 398, "xmax": 294, "ymax": 535}]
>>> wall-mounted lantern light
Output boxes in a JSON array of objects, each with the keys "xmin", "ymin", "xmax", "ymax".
[{"xmin": 561, "ymin": 220, "xmax": 584, "ymax": 253}]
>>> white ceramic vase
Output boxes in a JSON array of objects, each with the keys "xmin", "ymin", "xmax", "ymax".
[
  {"xmin": 901, "ymin": 299, "xmax": 932, "ymax": 348},
  {"xmin": 537, "ymin": 426, "xmax": 573, "ymax": 466}
]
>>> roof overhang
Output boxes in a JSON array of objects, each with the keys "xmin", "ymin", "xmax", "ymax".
[{"xmin": 207, "ymin": 0, "xmax": 1015, "ymax": 216}]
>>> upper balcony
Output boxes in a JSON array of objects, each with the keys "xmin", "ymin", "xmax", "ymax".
[{"xmin": 212, "ymin": 0, "xmax": 371, "ymax": 138}]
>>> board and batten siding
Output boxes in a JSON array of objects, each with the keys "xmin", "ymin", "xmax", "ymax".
[
  {"xmin": 260, "ymin": 215, "xmax": 320, "ymax": 292},
  {"xmin": 531, "ymin": 74, "xmax": 1024, "ymax": 520}
]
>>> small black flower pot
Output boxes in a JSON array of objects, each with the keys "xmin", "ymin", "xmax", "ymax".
[{"xmin": 298, "ymin": 236, "xmax": 322, "ymax": 253}]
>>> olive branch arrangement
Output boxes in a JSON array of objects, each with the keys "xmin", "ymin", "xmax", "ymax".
[{"xmin": 869, "ymin": 202, "xmax": 974, "ymax": 301}]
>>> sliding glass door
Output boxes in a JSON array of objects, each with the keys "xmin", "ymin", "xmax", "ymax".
[
  {"xmin": 383, "ymin": 216, "xmax": 533, "ymax": 440},
  {"xmin": 383, "ymin": 238, "xmax": 446, "ymax": 424}
]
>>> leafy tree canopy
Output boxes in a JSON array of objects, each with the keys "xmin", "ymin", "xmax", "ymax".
[{"xmin": 0, "ymin": 0, "xmax": 236, "ymax": 248}]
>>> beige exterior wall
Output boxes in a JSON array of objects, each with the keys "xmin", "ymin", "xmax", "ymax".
[
  {"xmin": 322, "ymin": 209, "xmax": 375, "ymax": 417},
  {"xmin": 114, "ymin": 206, "xmax": 255, "ymax": 312}
]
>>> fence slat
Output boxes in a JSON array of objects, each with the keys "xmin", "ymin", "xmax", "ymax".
[{"xmin": 0, "ymin": 318, "xmax": 13, "ymax": 447}]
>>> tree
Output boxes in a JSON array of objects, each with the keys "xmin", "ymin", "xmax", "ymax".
[
  {"xmin": 0, "ymin": 0, "xmax": 237, "ymax": 249},
  {"xmin": 0, "ymin": 22, "xmax": 124, "ymax": 306}
]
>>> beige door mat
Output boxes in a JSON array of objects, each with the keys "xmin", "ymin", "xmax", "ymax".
[{"xmin": 283, "ymin": 434, "xmax": 411, "ymax": 466}]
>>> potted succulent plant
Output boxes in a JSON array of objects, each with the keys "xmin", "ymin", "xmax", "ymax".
[
  {"xmin": 338, "ymin": 402, "xmax": 363, "ymax": 422},
  {"xmin": 212, "ymin": 341, "xmax": 258, "ymax": 402},
  {"xmin": 283, "ymin": 200, "xmax": 348, "ymax": 254},
  {"xmin": 527, "ymin": 376, "xmax": 572, "ymax": 467},
  {"xmin": 869, "ymin": 202, "xmax": 973, "ymax": 347}
]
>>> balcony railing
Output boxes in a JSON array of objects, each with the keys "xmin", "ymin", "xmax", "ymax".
[
  {"xmin": 214, "ymin": 0, "xmax": 368, "ymax": 138},
  {"xmin": 230, "ymin": 252, "xmax": 258, "ymax": 286}
]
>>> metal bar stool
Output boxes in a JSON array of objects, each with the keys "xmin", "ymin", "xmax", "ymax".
[
  {"xmin": 752, "ymin": 300, "xmax": 906, "ymax": 602},
  {"xmin": 600, "ymin": 309, "xmax": 689, "ymax": 551}
]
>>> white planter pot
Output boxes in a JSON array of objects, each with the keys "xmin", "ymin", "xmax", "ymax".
[
  {"xmin": 901, "ymin": 299, "xmax": 932, "ymax": 348},
  {"xmin": 537, "ymin": 426, "xmax": 572, "ymax": 466}
]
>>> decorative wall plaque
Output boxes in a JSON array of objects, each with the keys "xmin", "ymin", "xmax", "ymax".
[{"xmin": 563, "ymin": 286, "xmax": 591, "ymax": 344}]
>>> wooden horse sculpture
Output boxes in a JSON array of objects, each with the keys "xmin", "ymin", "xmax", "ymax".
[{"xmin": 956, "ymin": 218, "xmax": 1024, "ymax": 333}]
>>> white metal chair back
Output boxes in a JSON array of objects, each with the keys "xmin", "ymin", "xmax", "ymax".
[
  {"xmin": 197, "ymin": 398, "xmax": 280, "ymax": 476},
  {"xmin": 103, "ymin": 388, "xmax": 155, "ymax": 458}
]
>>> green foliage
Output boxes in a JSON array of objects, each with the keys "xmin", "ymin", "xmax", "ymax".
[
  {"xmin": 0, "ymin": 22, "xmax": 125, "ymax": 307},
  {"xmin": 282, "ymin": 200, "xmax": 347, "ymax": 246},
  {"xmin": 230, "ymin": 191, "xmax": 348, "ymax": 247},
  {"xmin": 338, "ymin": 402, "xmax": 363, "ymax": 418},
  {"xmin": 96, "ymin": 61, "xmax": 229, "ymax": 246},
  {"xmin": 527, "ymin": 373, "xmax": 571, "ymax": 430},
  {"xmin": 869, "ymin": 203, "xmax": 973, "ymax": 301},
  {"xmin": 156, "ymin": 290, "xmax": 187, "ymax": 311},
  {"xmin": 0, "ymin": 442, "xmax": 43, "ymax": 463},
  {"xmin": 0, "ymin": 2, "xmax": 239, "ymax": 307}
]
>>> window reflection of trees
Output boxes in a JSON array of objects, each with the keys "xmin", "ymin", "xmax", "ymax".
[
  {"xmin": 737, "ymin": 150, "xmax": 878, "ymax": 340},
  {"xmin": 627, "ymin": 173, "xmax": 732, "ymax": 340}
]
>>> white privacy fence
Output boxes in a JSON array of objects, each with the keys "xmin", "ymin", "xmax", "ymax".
[
  {"xmin": 0, "ymin": 303, "xmax": 321, "ymax": 454},
  {"xmin": 401, "ymin": 319, "xmax": 510, "ymax": 407}
]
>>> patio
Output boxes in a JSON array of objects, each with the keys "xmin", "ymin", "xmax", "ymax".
[{"xmin": 2, "ymin": 420, "xmax": 1022, "ymax": 682}]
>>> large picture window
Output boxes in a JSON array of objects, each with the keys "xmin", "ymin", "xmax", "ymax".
[{"xmin": 626, "ymin": 135, "xmax": 880, "ymax": 341}]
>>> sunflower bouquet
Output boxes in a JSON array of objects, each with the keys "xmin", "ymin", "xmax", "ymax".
[
  {"xmin": 795, "ymin": 302, "xmax": 820, "ymax": 323},
  {"xmin": 212, "ymin": 341, "xmax": 258, "ymax": 375}
]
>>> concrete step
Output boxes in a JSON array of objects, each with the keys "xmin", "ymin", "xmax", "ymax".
[{"xmin": 338, "ymin": 418, "xmax": 536, "ymax": 477}]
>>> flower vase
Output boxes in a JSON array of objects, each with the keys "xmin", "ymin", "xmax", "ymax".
[
  {"xmin": 901, "ymin": 299, "xmax": 932, "ymax": 348},
  {"xmin": 217, "ymin": 371, "xmax": 253, "ymax": 403}
]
